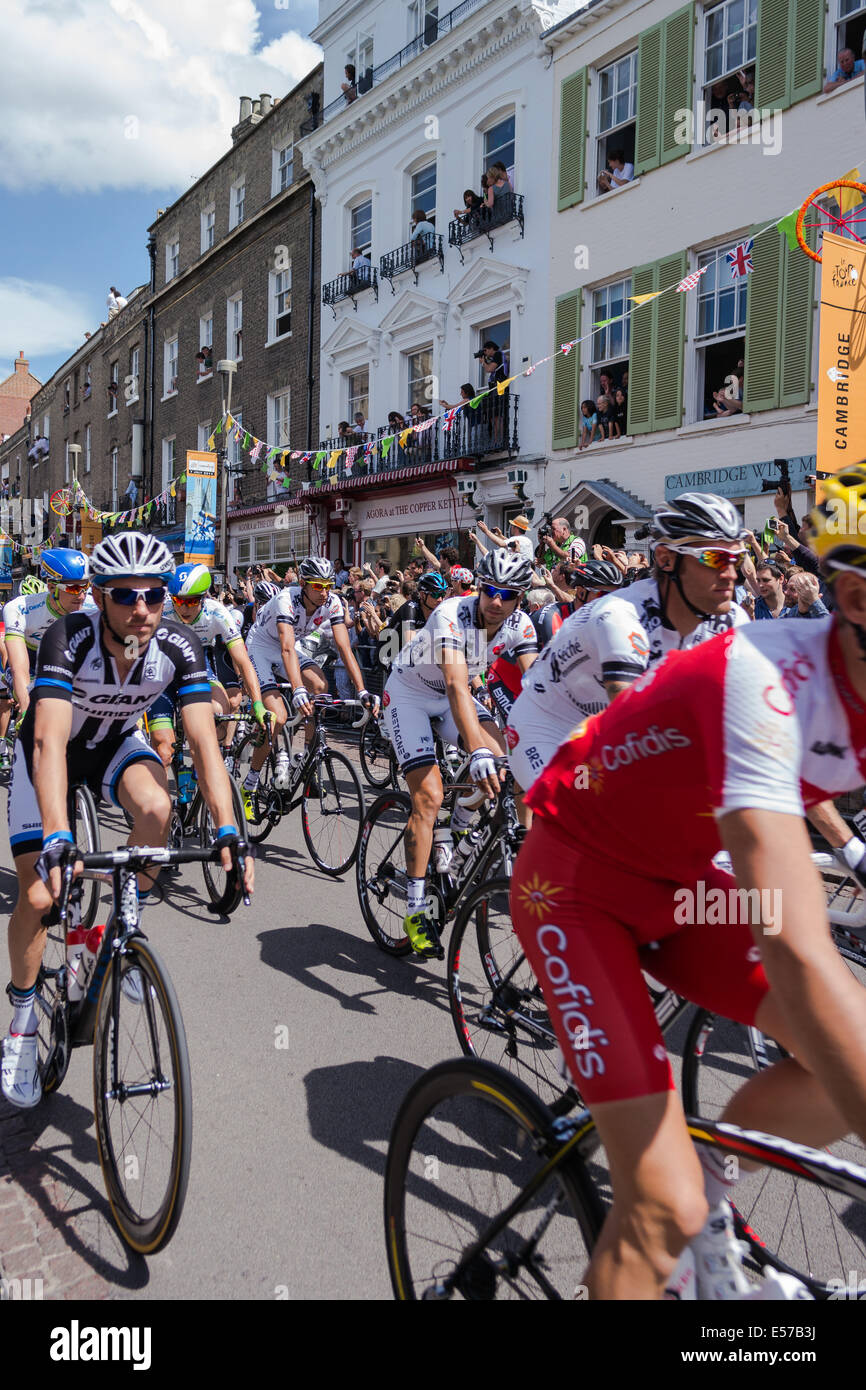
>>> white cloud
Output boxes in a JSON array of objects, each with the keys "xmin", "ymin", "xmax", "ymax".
[
  {"xmin": 1, "ymin": 0, "xmax": 321, "ymax": 194},
  {"xmin": 0, "ymin": 280, "xmax": 92, "ymax": 360}
]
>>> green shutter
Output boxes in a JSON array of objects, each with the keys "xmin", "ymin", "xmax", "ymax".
[
  {"xmin": 627, "ymin": 263, "xmax": 656, "ymax": 435},
  {"xmin": 743, "ymin": 222, "xmax": 783, "ymax": 413},
  {"xmin": 635, "ymin": 25, "xmax": 662, "ymax": 175},
  {"xmin": 790, "ymin": 0, "xmax": 824, "ymax": 105},
  {"xmin": 660, "ymin": 5, "xmax": 694, "ymax": 166},
  {"xmin": 653, "ymin": 251, "xmax": 687, "ymax": 428},
  {"xmin": 558, "ymin": 69, "xmax": 587, "ymax": 211},
  {"xmin": 779, "ymin": 226, "xmax": 815, "ymax": 407},
  {"xmin": 756, "ymin": 0, "xmax": 791, "ymax": 111},
  {"xmin": 552, "ymin": 291, "xmax": 581, "ymax": 449}
]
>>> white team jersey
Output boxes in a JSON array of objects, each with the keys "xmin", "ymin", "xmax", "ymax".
[
  {"xmin": 4, "ymin": 591, "xmax": 98, "ymax": 654},
  {"xmin": 389, "ymin": 594, "xmax": 537, "ymax": 697},
  {"xmin": 517, "ymin": 576, "xmax": 749, "ymax": 722},
  {"xmin": 164, "ymin": 596, "xmax": 242, "ymax": 648},
  {"xmin": 248, "ymin": 585, "xmax": 345, "ymax": 657}
]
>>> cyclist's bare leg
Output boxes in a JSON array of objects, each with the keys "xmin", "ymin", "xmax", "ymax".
[
  {"xmin": 223, "ymin": 685, "xmax": 242, "ymax": 748},
  {"xmin": 8, "ymin": 853, "xmax": 54, "ymax": 992},
  {"xmin": 250, "ymin": 691, "xmax": 287, "ymax": 773},
  {"xmin": 116, "ymin": 759, "xmax": 172, "ymax": 896},
  {"xmin": 301, "ymin": 665, "xmax": 327, "ymax": 747},
  {"xmin": 584, "ymin": 1090, "xmax": 708, "ymax": 1300},
  {"xmin": 404, "ymin": 763, "xmax": 444, "ymax": 879},
  {"xmin": 210, "ymin": 681, "xmax": 231, "ymax": 734},
  {"xmin": 0, "ymin": 698, "xmax": 12, "ymax": 742}
]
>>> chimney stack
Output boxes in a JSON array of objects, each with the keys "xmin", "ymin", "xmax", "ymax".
[
  {"xmin": 239, "ymin": 96, "xmax": 252, "ymax": 121},
  {"xmin": 260, "ymin": 93, "xmax": 272, "ymax": 116}
]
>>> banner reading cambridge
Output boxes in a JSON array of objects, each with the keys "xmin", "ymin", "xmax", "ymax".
[
  {"xmin": 818, "ymin": 230, "xmax": 866, "ymax": 480},
  {"xmin": 184, "ymin": 451, "xmax": 218, "ymax": 567}
]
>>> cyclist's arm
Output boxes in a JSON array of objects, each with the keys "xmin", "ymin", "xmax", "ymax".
[
  {"xmin": 5, "ymin": 636, "xmax": 31, "ymax": 713},
  {"xmin": 226, "ymin": 637, "xmax": 263, "ymax": 706},
  {"xmin": 332, "ymin": 619, "xmax": 368, "ymax": 693},
  {"xmin": 516, "ymin": 649, "xmax": 537, "ymax": 676},
  {"xmin": 806, "ymin": 798, "xmax": 856, "ymax": 849},
  {"xmin": 32, "ymin": 696, "xmax": 73, "ymax": 839},
  {"xmin": 277, "ymin": 620, "xmax": 307, "ymax": 692},
  {"xmin": 720, "ymin": 806, "xmax": 866, "ymax": 1138},
  {"xmin": 184, "ymin": 702, "xmax": 254, "ymax": 892}
]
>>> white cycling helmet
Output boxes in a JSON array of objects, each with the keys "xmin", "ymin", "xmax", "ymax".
[
  {"xmin": 476, "ymin": 548, "xmax": 533, "ymax": 591},
  {"xmin": 645, "ymin": 492, "xmax": 747, "ymax": 547},
  {"xmin": 298, "ymin": 556, "xmax": 335, "ymax": 583},
  {"xmin": 90, "ymin": 532, "xmax": 175, "ymax": 583}
]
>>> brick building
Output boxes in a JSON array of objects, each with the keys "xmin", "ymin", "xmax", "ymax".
[
  {"xmin": 0, "ymin": 354, "xmax": 42, "ymax": 441},
  {"xmin": 0, "ymin": 62, "xmax": 323, "ymax": 581}
]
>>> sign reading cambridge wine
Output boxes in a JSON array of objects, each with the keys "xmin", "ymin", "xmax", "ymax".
[{"xmin": 664, "ymin": 457, "xmax": 815, "ymax": 501}]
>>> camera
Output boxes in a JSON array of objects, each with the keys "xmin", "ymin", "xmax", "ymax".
[
  {"xmin": 761, "ymin": 458, "xmax": 791, "ymax": 494},
  {"xmin": 473, "ymin": 349, "xmax": 486, "ymax": 360}
]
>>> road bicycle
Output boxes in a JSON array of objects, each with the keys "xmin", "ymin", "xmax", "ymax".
[
  {"xmin": 355, "ymin": 759, "xmax": 524, "ymax": 957},
  {"xmin": 33, "ymin": 836, "xmax": 250, "ymax": 1253},
  {"xmin": 358, "ymin": 711, "xmax": 400, "ymax": 791},
  {"xmin": 384, "ymin": 1055, "xmax": 866, "ymax": 1301},
  {"xmin": 230, "ymin": 693, "xmax": 367, "ymax": 876}
]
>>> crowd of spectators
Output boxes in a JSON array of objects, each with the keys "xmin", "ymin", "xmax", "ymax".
[{"xmin": 578, "ymin": 369, "xmax": 629, "ymax": 449}]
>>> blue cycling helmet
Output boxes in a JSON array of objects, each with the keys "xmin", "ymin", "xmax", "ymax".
[
  {"xmin": 40, "ymin": 548, "xmax": 89, "ymax": 584},
  {"xmin": 168, "ymin": 562, "xmax": 211, "ymax": 599},
  {"xmin": 417, "ymin": 569, "xmax": 448, "ymax": 598}
]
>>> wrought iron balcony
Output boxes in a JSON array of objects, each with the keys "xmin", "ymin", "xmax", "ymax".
[
  {"xmin": 448, "ymin": 194, "xmax": 525, "ymax": 263},
  {"xmin": 379, "ymin": 234, "xmax": 444, "ymax": 293},
  {"xmin": 322, "ymin": 268, "xmax": 378, "ymax": 316}
]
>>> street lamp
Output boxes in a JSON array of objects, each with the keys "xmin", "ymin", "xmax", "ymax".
[
  {"xmin": 217, "ymin": 359, "xmax": 237, "ymax": 580},
  {"xmin": 67, "ymin": 443, "xmax": 82, "ymax": 549}
]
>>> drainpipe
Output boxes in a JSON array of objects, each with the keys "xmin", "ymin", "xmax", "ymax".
[
  {"xmin": 146, "ymin": 234, "xmax": 157, "ymax": 501},
  {"xmin": 306, "ymin": 181, "xmax": 316, "ymax": 468}
]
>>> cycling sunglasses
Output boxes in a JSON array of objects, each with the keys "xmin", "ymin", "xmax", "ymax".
[
  {"xmin": 306, "ymin": 580, "xmax": 334, "ymax": 591},
  {"xmin": 172, "ymin": 594, "xmax": 204, "ymax": 607},
  {"xmin": 107, "ymin": 585, "xmax": 167, "ymax": 607},
  {"xmin": 481, "ymin": 583, "xmax": 521, "ymax": 601},
  {"xmin": 59, "ymin": 581, "xmax": 89, "ymax": 595},
  {"xmin": 665, "ymin": 544, "xmax": 745, "ymax": 571}
]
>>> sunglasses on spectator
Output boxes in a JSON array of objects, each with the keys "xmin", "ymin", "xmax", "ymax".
[
  {"xmin": 107, "ymin": 586, "xmax": 167, "ymax": 607},
  {"xmin": 481, "ymin": 583, "xmax": 521, "ymax": 601},
  {"xmin": 172, "ymin": 594, "xmax": 203, "ymax": 607},
  {"xmin": 665, "ymin": 545, "xmax": 745, "ymax": 570},
  {"xmin": 59, "ymin": 582, "xmax": 89, "ymax": 596}
]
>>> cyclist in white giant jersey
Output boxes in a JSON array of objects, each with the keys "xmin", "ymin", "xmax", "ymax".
[
  {"xmin": 3, "ymin": 550, "xmax": 97, "ymax": 716},
  {"xmin": 382, "ymin": 548, "xmax": 538, "ymax": 959},
  {"xmin": 506, "ymin": 494, "xmax": 752, "ymax": 793},
  {"xmin": 242, "ymin": 557, "xmax": 378, "ymax": 816},
  {"xmin": 1, "ymin": 533, "xmax": 252, "ymax": 1110},
  {"xmin": 148, "ymin": 562, "xmax": 266, "ymax": 766}
]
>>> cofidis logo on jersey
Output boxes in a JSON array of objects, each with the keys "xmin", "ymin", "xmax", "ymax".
[{"xmin": 600, "ymin": 725, "xmax": 690, "ymax": 770}]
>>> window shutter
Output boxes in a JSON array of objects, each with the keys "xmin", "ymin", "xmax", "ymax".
[
  {"xmin": 790, "ymin": 0, "xmax": 824, "ymax": 105},
  {"xmin": 779, "ymin": 223, "xmax": 816, "ymax": 407},
  {"xmin": 652, "ymin": 251, "xmax": 687, "ymax": 429},
  {"xmin": 627, "ymin": 263, "xmax": 656, "ymax": 435},
  {"xmin": 743, "ymin": 222, "xmax": 783, "ymax": 413},
  {"xmin": 635, "ymin": 26, "xmax": 662, "ymax": 175},
  {"xmin": 558, "ymin": 69, "xmax": 587, "ymax": 212},
  {"xmin": 552, "ymin": 291, "xmax": 581, "ymax": 449},
  {"xmin": 755, "ymin": 0, "xmax": 791, "ymax": 111},
  {"xmin": 660, "ymin": 5, "xmax": 694, "ymax": 166}
]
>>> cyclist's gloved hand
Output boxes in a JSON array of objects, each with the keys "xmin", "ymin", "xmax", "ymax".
[
  {"xmin": 252, "ymin": 699, "xmax": 266, "ymax": 729},
  {"xmin": 214, "ymin": 823, "xmax": 254, "ymax": 896},
  {"xmin": 359, "ymin": 689, "xmax": 380, "ymax": 719},
  {"xmin": 35, "ymin": 831, "xmax": 79, "ymax": 903},
  {"xmin": 469, "ymin": 747, "xmax": 498, "ymax": 786},
  {"xmin": 836, "ymin": 836, "xmax": 866, "ymax": 891},
  {"xmin": 292, "ymin": 687, "xmax": 313, "ymax": 716}
]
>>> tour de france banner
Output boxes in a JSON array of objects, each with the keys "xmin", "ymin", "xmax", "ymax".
[
  {"xmin": 0, "ymin": 542, "xmax": 11, "ymax": 592},
  {"xmin": 184, "ymin": 451, "xmax": 218, "ymax": 567},
  {"xmin": 817, "ymin": 230, "xmax": 866, "ymax": 481}
]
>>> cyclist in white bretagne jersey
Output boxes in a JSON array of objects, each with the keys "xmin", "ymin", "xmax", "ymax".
[
  {"xmin": 242, "ymin": 557, "xmax": 378, "ymax": 816},
  {"xmin": 382, "ymin": 547, "xmax": 537, "ymax": 958},
  {"xmin": 506, "ymin": 494, "xmax": 751, "ymax": 792},
  {"xmin": 3, "ymin": 550, "xmax": 97, "ymax": 717}
]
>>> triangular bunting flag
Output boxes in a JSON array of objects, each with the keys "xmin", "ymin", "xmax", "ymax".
[
  {"xmin": 593, "ymin": 316, "xmax": 619, "ymax": 328},
  {"xmin": 496, "ymin": 376, "xmax": 515, "ymax": 396},
  {"xmin": 242, "ymin": 432, "xmax": 251, "ymax": 450},
  {"xmin": 777, "ymin": 210, "xmax": 799, "ymax": 251},
  {"xmin": 250, "ymin": 441, "xmax": 264, "ymax": 463},
  {"xmin": 630, "ymin": 292, "xmax": 663, "ymax": 305},
  {"xmin": 469, "ymin": 395, "xmax": 484, "ymax": 409},
  {"xmin": 398, "ymin": 428, "xmax": 413, "ymax": 448},
  {"xmin": 381, "ymin": 435, "xmax": 394, "ymax": 459},
  {"xmin": 314, "ymin": 451, "xmax": 327, "ymax": 469},
  {"xmin": 207, "ymin": 434, "xmax": 216, "ymax": 451},
  {"xmin": 327, "ymin": 450, "xmax": 341, "ymax": 470}
]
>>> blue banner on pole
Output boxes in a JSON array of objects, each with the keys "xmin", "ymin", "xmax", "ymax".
[{"xmin": 184, "ymin": 452, "xmax": 218, "ymax": 566}]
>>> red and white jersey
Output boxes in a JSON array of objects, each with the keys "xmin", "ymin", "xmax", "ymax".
[
  {"xmin": 389, "ymin": 594, "xmax": 537, "ymax": 697},
  {"xmin": 526, "ymin": 617, "xmax": 866, "ymax": 883}
]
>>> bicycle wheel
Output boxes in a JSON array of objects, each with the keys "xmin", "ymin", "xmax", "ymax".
[
  {"xmin": 681, "ymin": 975, "xmax": 866, "ymax": 1295},
  {"xmin": 33, "ymin": 914, "xmax": 71, "ymax": 1095},
  {"xmin": 359, "ymin": 719, "xmax": 397, "ymax": 791},
  {"xmin": 356, "ymin": 790, "xmax": 417, "ymax": 955},
  {"xmin": 92, "ymin": 937, "xmax": 192, "ymax": 1254},
  {"xmin": 447, "ymin": 878, "xmax": 570, "ymax": 1108},
  {"xmin": 385, "ymin": 1057, "xmax": 604, "ymax": 1300},
  {"xmin": 232, "ymin": 732, "xmax": 279, "ymax": 845},
  {"xmin": 73, "ymin": 784, "xmax": 101, "ymax": 932},
  {"xmin": 198, "ymin": 776, "xmax": 246, "ymax": 912},
  {"xmin": 302, "ymin": 748, "xmax": 365, "ymax": 876}
]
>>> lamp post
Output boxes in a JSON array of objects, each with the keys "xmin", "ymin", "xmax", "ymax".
[
  {"xmin": 217, "ymin": 359, "xmax": 237, "ymax": 583},
  {"xmin": 67, "ymin": 444, "xmax": 82, "ymax": 549}
]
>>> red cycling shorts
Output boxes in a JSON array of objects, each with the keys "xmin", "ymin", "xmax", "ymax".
[{"xmin": 510, "ymin": 819, "xmax": 770, "ymax": 1105}]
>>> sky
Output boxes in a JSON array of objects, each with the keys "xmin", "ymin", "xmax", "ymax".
[{"xmin": 0, "ymin": 0, "xmax": 321, "ymax": 391}]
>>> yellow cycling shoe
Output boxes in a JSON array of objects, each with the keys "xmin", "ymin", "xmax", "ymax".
[{"xmin": 403, "ymin": 909, "xmax": 443, "ymax": 960}]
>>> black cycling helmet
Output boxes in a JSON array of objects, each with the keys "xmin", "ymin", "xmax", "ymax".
[
  {"xmin": 568, "ymin": 559, "xmax": 624, "ymax": 591},
  {"xmin": 254, "ymin": 580, "xmax": 280, "ymax": 605},
  {"xmin": 417, "ymin": 570, "xmax": 448, "ymax": 598}
]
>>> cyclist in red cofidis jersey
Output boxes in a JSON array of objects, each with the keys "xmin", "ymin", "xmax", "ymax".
[{"xmin": 510, "ymin": 464, "xmax": 866, "ymax": 1301}]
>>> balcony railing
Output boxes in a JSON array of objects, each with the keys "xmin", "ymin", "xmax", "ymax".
[
  {"xmin": 313, "ymin": 395, "xmax": 519, "ymax": 485},
  {"xmin": 316, "ymin": 0, "xmax": 487, "ymax": 126},
  {"xmin": 322, "ymin": 268, "xmax": 379, "ymax": 316},
  {"xmin": 448, "ymin": 194, "xmax": 525, "ymax": 263},
  {"xmin": 379, "ymin": 234, "xmax": 444, "ymax": 293}
]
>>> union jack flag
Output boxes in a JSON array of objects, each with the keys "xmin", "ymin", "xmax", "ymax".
[
  {"xmin": 726, "ymin": 239, "xmax": 754, "ymax": 278},
  {"xmin": 675, "ymin": 266, "xmax": 708, "ymax": 293},
  {"xmin": 442, "ymin": 407, "xmax": 460, "ymax": 432}
]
